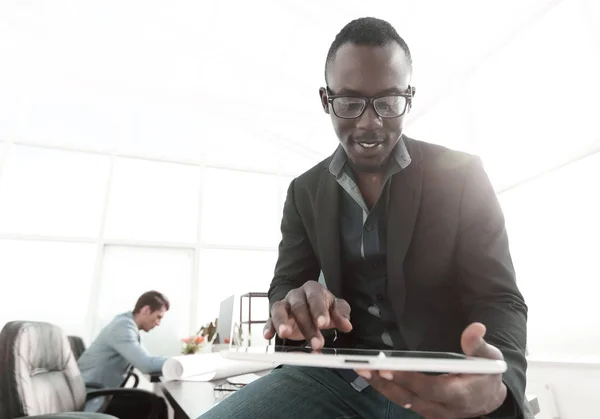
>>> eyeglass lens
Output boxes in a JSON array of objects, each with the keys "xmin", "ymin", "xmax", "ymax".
[{"xmin": 332, "ymin": 96, "xmax": 407, "ymax": 118}]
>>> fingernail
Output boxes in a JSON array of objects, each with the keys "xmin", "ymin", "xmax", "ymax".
[
  {"xmin": 278, "ymin": 325, "xmax": 288, "ymax": 335},
  {"xmin": 403, "ymin": 403, "xmax": 412, "ymax": 409},
  {"xmin": 379, "ymin": 370, "xmax": 394, "ymax": 380},
  {"xmin": 356, "ymin": 370, "xmax": 372, "ymax": 380},
  {"xmin": 316, "ymin": 315, "xmax": 326, "ymax": 327}
]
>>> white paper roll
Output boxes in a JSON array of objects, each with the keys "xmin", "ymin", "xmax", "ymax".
[{"xmin": 162, "ymin": 352, "xmax": 274, "ymax": 382}]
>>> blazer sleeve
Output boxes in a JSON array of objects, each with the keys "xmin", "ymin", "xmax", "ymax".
[
  {"xmin": 455, "ymin": 156, "xmax": 529, "ymax": 418},
  {"xmin": 268, "ymin": 178, "xmax": 320, "ymax": 308}
]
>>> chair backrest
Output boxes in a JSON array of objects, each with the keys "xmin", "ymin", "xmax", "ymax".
[
  {"xmin": 0, "ymin": 321, "xmax": 86, "ymax": 418},
  {"xmin": 67, "ymin": 335, "xmax": 87, "ymax": 360}
]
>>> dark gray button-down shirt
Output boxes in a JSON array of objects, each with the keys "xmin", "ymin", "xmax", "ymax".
[{"xmin": 328, "ymin": 139, "xmax": 411, "ymax": 391}]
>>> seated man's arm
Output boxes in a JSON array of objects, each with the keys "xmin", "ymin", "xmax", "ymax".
[
  {"xmin": 268, "ymin": 178, "xmax": 320, "ymax": 308},
  {"xmin": 456, "ymin": 157, "xmax": 529, "ymax": 418},
  {"xmin": 109, "ymin": 319, "xmax": 167, "ymax": 374}
]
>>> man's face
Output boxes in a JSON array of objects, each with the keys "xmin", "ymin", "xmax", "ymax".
[
  {"xmin": 319, "ymin": 43, "xmax": 413, "ymax": 173},
  {"xmin": 139, "ymin": 305, "xmax": 167, "ymax": 332}
]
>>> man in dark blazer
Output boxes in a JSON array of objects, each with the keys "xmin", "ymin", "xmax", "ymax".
[{"xmin": 201, "ymin": 17, "xmax": 530, "ymax": 419}]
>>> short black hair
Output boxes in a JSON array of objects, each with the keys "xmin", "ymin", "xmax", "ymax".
[
  {"xmin": 325, "ymin": 17, "xmax": 412, "ymax": 83},
  {"xmin": 133, "ymin": 290, "xmax": 170, "ymax": 314}
]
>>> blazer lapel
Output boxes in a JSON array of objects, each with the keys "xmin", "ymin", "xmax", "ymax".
[
  {"xmin": 315, "ymin": 169, "xmax": 343, "ymax": 298},
  {"xmin": 387, "ymin": 142, "xmax": 424, "ymax": 348}
]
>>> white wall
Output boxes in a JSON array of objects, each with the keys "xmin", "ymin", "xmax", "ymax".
[
  {"xmin": 499, "ymin": 152, "xmax": 600, "ymax": 419},
  {"xmin": 499, "ymin": 152, "xmax": 600, "ymax": 359},
  {"xmin": 527, "ymin": 359, "xmax": 600, "ymax": 419}
]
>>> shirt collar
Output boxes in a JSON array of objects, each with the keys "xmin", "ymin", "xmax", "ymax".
[{"xmin": 328, "ymin": 136, "xmax": 412, "ymax": 178}]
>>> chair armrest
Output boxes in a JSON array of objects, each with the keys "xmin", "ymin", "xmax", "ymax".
[
  {"xmin": 86, "ymin": 387, "xmax": 158, "ymax": 402},
  {"xmin": 122, "ymin": 372, "xmax": 140, "ymax": 388},
  {"xmin": 85, "ymin": 387, "xmax": 160, "ymax": 414},
  {"xmin": 85, "ymin": 381, "xmax": 105, "ymax": 390},
  {"xmin": 16, "ymin": 413, "xmax": 118, "ymax": 418}
]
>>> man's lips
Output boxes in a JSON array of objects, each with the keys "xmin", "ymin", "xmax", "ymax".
[{"xmin": 351, "ymin": 141, "xmax": 385, "ymax": 153}]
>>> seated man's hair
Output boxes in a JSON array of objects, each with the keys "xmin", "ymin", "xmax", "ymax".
[
  {"xmin": 133, "ymin": 290, "xmax": 170, "ymax": 314},
  {"xmin": 325, "ymin": 17, "xmax": 412, "ymax": 83}
]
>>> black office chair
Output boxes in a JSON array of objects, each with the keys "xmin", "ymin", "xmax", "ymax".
[
  {"xmin": 0, "ymin": 321, "xmax": 166, "ymax": 419},
  {"xmin": 10, "ymin": 414, "xmax": 116, "ymax": 419},
  {"xmin": 67, "ymin": 336, "xmax": 139, "ymax": 389},
  {"xmin": 118, "ymin": 366, "xmax": 139, "ymax": 389},
  {"xmin": 67, "ymin": 336, "xmax": 87, "ymax": 361}
]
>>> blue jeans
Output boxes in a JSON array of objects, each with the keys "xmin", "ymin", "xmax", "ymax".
[{"xmin": 198, "ymin": 366, "xmax": 422, "ymax": 419}]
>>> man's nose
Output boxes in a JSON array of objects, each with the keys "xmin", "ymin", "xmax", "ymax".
[{"xmin": 355, "ymin": 103, "xmax": 382, "ymax": 130}]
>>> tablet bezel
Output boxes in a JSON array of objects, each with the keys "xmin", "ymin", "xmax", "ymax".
[{"xmin": 220, "ymin": 345, "xmax": 507, "ymax": 375}]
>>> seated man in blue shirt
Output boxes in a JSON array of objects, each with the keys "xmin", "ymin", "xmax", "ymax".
[{"xmin": 78, "ymin": 290, "xmax": 169, "ymax": 389}]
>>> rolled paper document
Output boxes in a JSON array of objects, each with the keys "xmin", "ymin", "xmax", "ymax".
[{"xmin": 162, "ymin": 352, "xmax": 275, "ymax": 382}]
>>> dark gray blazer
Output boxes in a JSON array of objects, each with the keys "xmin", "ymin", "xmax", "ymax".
[{"xmin": 268, "ymin": 136, "xmax": 531, "ymax": 417}]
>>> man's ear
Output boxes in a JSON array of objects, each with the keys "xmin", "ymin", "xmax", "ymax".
[
  {"xmin": 318, "ymin": 87, "xmax": 330, "ymax": 114},
  {"xmin": 410, "ymin": 86, "xmax": 416, "ymax": 98},
  {"xmin": 408, "ymin": 86, "xmax": 416, "ymax": 112}
]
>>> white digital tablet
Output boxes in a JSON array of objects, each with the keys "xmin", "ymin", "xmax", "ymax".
[{"xmin": 220, "ymin": 345, "xmax": 507, "ymax": 375}]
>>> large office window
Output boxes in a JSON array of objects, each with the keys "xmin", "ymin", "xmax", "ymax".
[
  {"xmin": 0, "ymin": 145, "xmax": 110, "ymax": 237},
  {"xmin": 0, "ymin": 143, "xmax": 301, "ymax": 345},
  {"xmin": 200, "ymin": 120, "xmax": 287, "ymax": 174},
  {"xmin": 15, "ymin": 93, "xmax": 125, "ymax": 152},
  {"xmin": 0, "ymin": 240, "xmax": 96, "ymax": 337},
  {"xmin": 95, "ymin": 245, "xmax": 194, "ymax": 357},
  {"xmin": 197, "ymin": 248, "xmax": 278, "ymax": 326},
  {"xmin": 201, "ymin": 168, "xmax": 282, "ymax": 247},
  {"xmin": 104, "ymin": 157, "xmax": 201, "ymax": 243},
  {"xmin": 113, "ymin": 97, "xmax": 208, "ymax": 163}
]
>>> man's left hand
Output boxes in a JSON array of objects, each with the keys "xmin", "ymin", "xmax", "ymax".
[{"xmin": 355, "ymin": 322, "xmax": 507, "ymax": 419}]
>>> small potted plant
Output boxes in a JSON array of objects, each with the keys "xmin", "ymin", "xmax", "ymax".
[
  {"xmin": 181, "ymin": 334, "xmax": 205, "ymax": 355},
  {"xmin": 180, "ymin": 318, "xmax": 220, "ymax": 355},
  {"xmin": 196, "ymin": 318, "xmax": 218, "ymax": 353}
]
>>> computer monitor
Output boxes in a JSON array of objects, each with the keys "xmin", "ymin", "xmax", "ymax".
[{"xmin": 215, "ymin": 295, "xmax": 235, "ymax": 345}]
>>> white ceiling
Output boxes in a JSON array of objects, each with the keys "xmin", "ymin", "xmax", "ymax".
[{"xmin": 0, "ymin": 0, "xmax": 598, "ymax": 184}]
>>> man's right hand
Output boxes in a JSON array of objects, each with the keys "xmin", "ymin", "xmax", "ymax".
[{"xmin": 263, "ymin": 281, "xmax": 352, "ymax": 350}]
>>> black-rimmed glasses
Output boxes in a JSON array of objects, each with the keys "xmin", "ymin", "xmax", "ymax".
[{"xmin": 326, "ymin": 86, "xmax": 415, "ymax": 119}]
